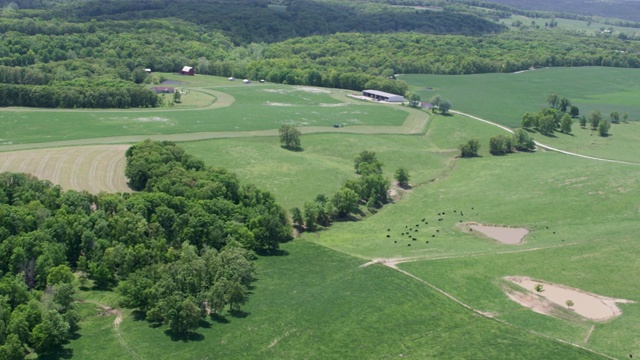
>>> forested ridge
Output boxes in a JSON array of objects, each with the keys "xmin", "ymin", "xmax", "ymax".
[
  {"xmin": 1, "ymin": 0, "xmax": 639, "ymax": 108},
  {"xmin": 0, "ymin": 140, "xmax": 292, "ymax": 357}
]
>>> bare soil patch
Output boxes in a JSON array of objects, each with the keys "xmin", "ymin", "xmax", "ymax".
[
  {"xmin": 459, "ymin": 222, "xmax": 528, "ymax": 244},
  {"xmin": 504, "ymin": 276, "xmax": 635, "ymax": 321}
]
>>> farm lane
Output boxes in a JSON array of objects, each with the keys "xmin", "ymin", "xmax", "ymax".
[{"xmin": 451, "ymin": 110, "xmax": 640, "ymax": 166}]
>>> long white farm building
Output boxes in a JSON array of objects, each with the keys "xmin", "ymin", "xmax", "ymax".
[{"xmin": 362, "ymin": 90, "xmax": 404, "ymax": 102}]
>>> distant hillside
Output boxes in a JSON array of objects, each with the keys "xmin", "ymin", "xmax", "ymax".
[
  {"xmin": 0, "ymin": 0, "xmax": 506, "ymax": 44},
  {"xmin": 485, "ymin": 0, "xmax": 640, "ymax": 22}
]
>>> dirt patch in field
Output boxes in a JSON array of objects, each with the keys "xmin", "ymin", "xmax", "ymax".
[
  {"xmin": 459, "ymin": 222, "xmax": 528, "ymax": 244},
  {"xmin": 265, "ymin": 102, "xmax": 294, "ymax": 107},
  {"xmin": 135, "ymin": 116, "xmax": 169, "ymax": 122},
  {"xmin": 318, "ymin": 103, "xmax": 347, "ymax": 107},
  {"xmin": 504, "ymin": 276, "xmax": 635, "ymax": 321},
  {"xmin": 295, "ymin": 86, "xmax": 331, "ymax": 94}
]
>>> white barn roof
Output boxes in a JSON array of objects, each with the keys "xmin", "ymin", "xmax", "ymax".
[
  {"xmin": 182, "ymin": 66, "xmax": 193, "ymax": 72},
  {"xmin": 362, "ymin": 89, "xmax": 404, "ymax": 102}
]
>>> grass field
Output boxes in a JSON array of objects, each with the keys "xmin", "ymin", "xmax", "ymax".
[
  {"xmin": 401, "ymin": 67, "xmax": 640, "ymax": 162},
  {"xmin": 70, "ymin": 240, "xmax": 605, "ymax": 359},
  {"xmin": 4, "ymin": 70, "xmax": 640, "ymax": 358},
  {"xmin": 0, "ymin": 145, "xmax": 131, "ymax": 193},
  {"xmin": 501, "ymin": 15, "xmax": 640, "ymax": 36},
  {"xmin": 0, "ymin": 81, "xmax": 409, "ymax": 146},
  {"xmin": 178, "ymin": 109, "xmax": 640, "ymax": 358}
]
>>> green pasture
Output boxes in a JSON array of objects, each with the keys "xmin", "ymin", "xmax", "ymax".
[
  {"xmin": 181, "ymin": 131, "xmax": 447, "ymax": 211},
  {"xmin": 401, "ymin": 237, "xmax": 640, "ymax": 359},
  {"xmin": 69, "ymin": 240, "xmax": 603, "ymax": 359},
  {"xmin": 401, "ymin": 67, "xmax": 640, "ymax": 128},
  {"xmin": 0, "ymin": 82, "xmax": 407, "ymax": 145},
  {"xmin": 501, "ymin": 15, "xmax": 640, "ymax": 36},
  {"xmin": 402, "ymin": 67, "xmax": 640, "ymax": 161},
  {"xmin": 13, "ymin": 70, "xmax": 640, "ymax": 358}
]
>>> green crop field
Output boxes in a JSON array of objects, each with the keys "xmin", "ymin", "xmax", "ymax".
[{"xmin": 4, "ymin": 70, "xmax": 640, "ymax": 359}]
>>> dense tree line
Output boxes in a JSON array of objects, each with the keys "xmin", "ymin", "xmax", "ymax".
[
  {"xmin": 0, "ymin": 140, "xmax": 293, "ymax": 355},
  {"xmin": 0, "ymin": 82, "xmax": 160, "ymax": 108}
]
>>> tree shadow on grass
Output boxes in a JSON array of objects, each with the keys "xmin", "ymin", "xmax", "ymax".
[
  {"xmin": 281, "ymin": 145, "xmax": 304, "ymax": 152},
  {"xmin": 39, "ymin": 345, "xmax": 73, "ymax": 360},
  {"xmin": 132, "ymin": 310, "xmax": 147, "ymax": 321},
  {"xmin": 255, "ymin": 248, "xmax": 289, "ymax": 257},
  {"xmin": 199, "ymin": 319, "xmax": 212, "ymax": 329},
  {"xmin": 164, "ymin": 329, "xmax": 205, "ymax": 342},
  {"xmin": 210, "ymin": 313, "xmax": 230, "ymax": 324},
  {"xmin": 229, "ymin": 309, "xmax": 250, "ymax": 318}
]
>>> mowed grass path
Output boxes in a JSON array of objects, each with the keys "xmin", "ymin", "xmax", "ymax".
[{"xmin": 71, "ymin": 240, "xmax": 603, "ymax": 359}]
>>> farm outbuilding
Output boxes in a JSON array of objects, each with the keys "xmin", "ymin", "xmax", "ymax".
[
  {"xmin": 179, "ymin": 66, "xmax": 194, "ymax": 76},
  {"xmin": 362, "ymin": 90, "xmax": 404, "ymax": 102}
]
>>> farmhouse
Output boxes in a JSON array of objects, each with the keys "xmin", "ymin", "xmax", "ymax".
[
  {"xmin": 152, "ymin": 86, "xmax": 175, "ymax": 94},
  {"xmin": 179, "ymin": 66, "xmax": 194, "ymax": 76},
  {"xmin": 362, "ymin": 89, "xmax": 404, "ymax": 102}
]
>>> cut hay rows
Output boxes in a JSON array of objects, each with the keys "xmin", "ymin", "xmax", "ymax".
[{"xmin": 0, "ymin": 145, "xmax": 131, "ymax": 194}]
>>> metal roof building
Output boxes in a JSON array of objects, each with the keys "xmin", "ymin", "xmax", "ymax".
[{"xmin": 362, "ymin": 89, "xmax": 404, "ymax": 102}]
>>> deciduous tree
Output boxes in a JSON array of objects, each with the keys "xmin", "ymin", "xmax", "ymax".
[
  {"xmin": 459, "ymin": 139, "xmax": 480, "ymax": 158},
  {"xmin": 394, "ymin": 167, "xmax": 410, "ymax": 188},
  {"xmin": 278, "ymin": 124, "xmax": 302, "ymax": 150}
]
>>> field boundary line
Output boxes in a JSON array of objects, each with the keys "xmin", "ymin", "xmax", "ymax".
[
  {"xmin": 451, "ymin": 110, "xmax": 640, "ymax": 166},
  {"xmin": 376, "ymin": 262, "xmax": 616, "ymax": 360}
]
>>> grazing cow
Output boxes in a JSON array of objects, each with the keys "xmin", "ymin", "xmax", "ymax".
[
  {"xmin": 412, "ymin": 238, "xmax": 416, "ymax": 241},
  {"xmin": 432, "ymin": 235, "xmax": 435, "ymax": 237},
  {"xmin": 438, "ymin": 218, "xmax": 443, "ymax": 221},
  {"xmin": 408, "ymin": 244, "xmax": 411, "ymax": 247},
  {"xmin": 387, "ymin": 228, "xmax": 390, "ymax": 231},
  {"xmin": 386, "ymin": 235, "xmax": 390, "ymax": 238},
  {"xmin": 415, "ymin": 229, "xmax": 418, "ymax": 232},
  {"xmin": 426, "ymin": 241, "xmax": 429, "ymax": 244},
  {"xmin": 436, "ymin": 229, "xmax": 439, "ymax": 232},
  {"xmin": 401, "ymin": 232, "xmax": 405, "ymax": 235},
  {"xmin": 394, "ymin": 241, "xmax": 397, "ymax": 243}
]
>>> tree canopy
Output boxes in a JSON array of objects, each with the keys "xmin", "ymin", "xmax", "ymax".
[{"xmin": 0, "ymin": 140, "xmax": 294, "ymax": 349}]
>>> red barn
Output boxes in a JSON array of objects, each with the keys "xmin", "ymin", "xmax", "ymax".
[{"xmin": 179, "ymin": 66, "xmax": 194, "ymax": 76}]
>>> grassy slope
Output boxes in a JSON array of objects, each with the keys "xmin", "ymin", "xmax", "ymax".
[
  {"xmin": 70, "ymin": 240, "xmax": 603, "ymax": 359},
  {"xmin": 401, "ymin": 67, "xmax": 640, "ymax": 162},
  {"xmin": 181, "ymin": 131, "xmax": 447, "ymax": 211},
  {"xmin": 400, "ymin": 238, "xmax": 640, "ymax": 359},
  {"xmin": 180, "ymin": 110, "xmax": 640, "ymax": 357}
]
